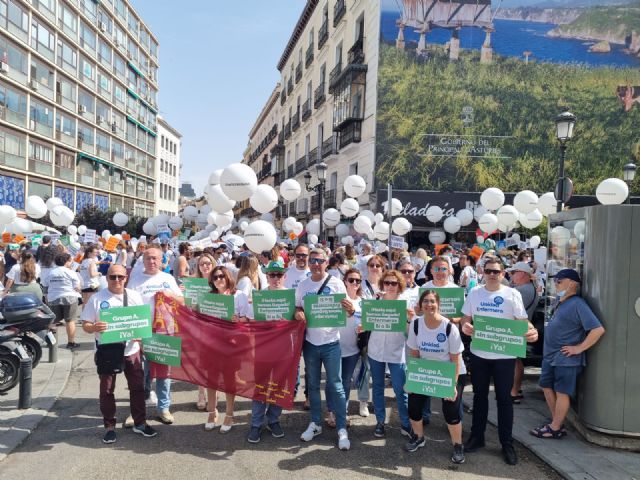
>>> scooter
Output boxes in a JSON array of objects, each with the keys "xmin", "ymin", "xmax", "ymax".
[{"xmin": 0, "ymin": 293, "xmax": 56, "ymax": 393}]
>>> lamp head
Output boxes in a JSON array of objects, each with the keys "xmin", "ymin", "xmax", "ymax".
[{"xmin": 555, "ymin": 110, "xmax": 576, "ymax": 143}]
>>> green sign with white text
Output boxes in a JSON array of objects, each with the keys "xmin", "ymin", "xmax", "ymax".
[
  {"xmin": 182, "ymin": 277, "xmax": 211, "ymax": 307},
  {"xmin": 361, "ymin": 299, "xmax": 407, "ymax": 333},
  {"xmin": 198, "ymin": 293, "xmax": 234, "ymax": 320},
  {"xmin": 142, "ymin": 333, "xmax": 182, "ymax": 367},
  {"xmin": 99, "ymin": 305, "xmax": 152, "ymax": 344},
  {"xmin": 252, "ymin": 289, "xmax": 296, "ymax": 321},
  {"xmin": 472, "ymin": 315, "xmax": 528, "ymax": 358},
  {"xmin": 304, "ymin": 294, "xmax": 346, "ymax": 328},
  {"xmin": 419, "ymin": 287, "xmax": 465, "ymax": 317},
  {"xmin": 405, "ymin": 357, "xmax": 457, "ymax": 399}
]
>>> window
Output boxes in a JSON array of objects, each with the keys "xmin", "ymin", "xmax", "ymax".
[
  {"xmin": 28, "ymin": 180, "xmax": 52, "ymax": 199},
  {"xmin": 6, "ymin": 0, "xmax": 29, "ymax": 42},
  {"xmin": 113, "ymin": 84, "xmax": 125, "ymax": 108},
  {"xmin": 0, "ymin": 82, "xmax": 27, "ymax": 127},
  {"xmin": 80, "ymin": 20, "xmax": 96, "ymax": 53},
  {"xmin": 56, "ymin": 38, "xmax": 78, "ymax": 75},
  {"xmin": 55, "ymin": 150, "xmax": 75, "ymax": 182},
  {"xmin": 31, "ymin": 19, "xmax": 55, "ymax": 60},
  {"xmin": 56, "ymin": 75, "xmax": 76, "ymax": 111},
  {"xmin": 160, "ymin": 158, "xmax": 164, "ymax": 172},
  {"xmin": 30, "ymin": 58, "xmax": 55, "ymax": 93},
  {"xmin": 127, "ymin": 36, "xmax": 138, "ymax": 63},
  {"xmin": 98, "ymin": 39, "xmax": 112, "ymax": 66},
  {"xmin": 140, "ymin": 29, "xmax": 150, "ymax": 51},
  {"xmin": 114, "ymin": 0, "xmax": 126, "ymax": 21},
  {"xmin": 29, "ymin": 141, "xmax": 52, "ymax": 164},
  {"xmin": 112, "ymin": 140, "xmax": 124, "ymax": 163},
  {"xmin": 58, "ymin": 2, "xmax": 78, "ymax": 39},
  {"xmin": 128, "ymin": 12, "xmax": 139, "ymax": 37},
  {"xmin": 55, "ymin": 111, "xmax": 76, "ymax": 146},
  {"xmin": 113, "ymin": 24, "xmax": 126, "ymax": 54},
  {"xmin": 78, "ymin": 89, "xmax": 95, "ymax": 115},
  {"xmin": 113, "ymin": 53, "xmax": 125, "ymax": 79},
  {"xmin": 77, "ymin": 122, "xmax": 95, "ymax": 153},
  {"xmin": 349, "ymin": 163, "xmax": 358, "ymax": 175},
  {"xmin": 80, "ymin": 0, "xmax": 97, "ymax": 24},
  {"xmin": 335, "ymin": 42, "xmax": 342, "ymax": 68},
  {"xmin": 0, "ymin": 127, "xmax": 26, "ymax": 169},
  {"xmin": 97, "ymin": 8, "xmax": 112, "ymax": 34},
  {"xmin": 97, "ymin": 71, "xmax": 111, "ymax": 96},
  {"xmin": 29, "ymin": 99, "xmax": 54, "ymax": 137},
  {"xmin": 96, "ymin": 132, "xmax": 109, "ymax": 159},
  {"xmin": 96, "ymin": 101, "xmax": 109, "ymax": 124},
  {"xmin": 79, "ymin": 56, "xmax": 95, "ymax": 87},
  {"xmin": 150, "ymin": 39, "xmax": 158, "ymax": 58},
  {"xmin": 0, "ymin": 36, "xmax": 28, "ymax": 84}
]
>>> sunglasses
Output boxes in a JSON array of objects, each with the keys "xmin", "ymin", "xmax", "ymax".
[
  {"xmin": 432, "ymin": 266, "xmax": 448, "ymax": 273},
  {"xmin": 484, "ymin": 269, "xmax": 502, "ymax": 275},
  {"xmin": 212, "ymin": 274, "xmax": 226, "ymax": 281},
  {"xmin": 369, "ymin": 264, "xmax": 383, "ymax": 269},
  {"xmin": 346, "ymin": 278, "xmax": 362, "ymax": 284},
  {"xmin": 267, "ymin": 273, "xmax": 284, "ymax": 278},
  {"xmin": 199, "ymin": 261, "xmax": 213, "ymax": 266},
  {"xmin": 309, "ymin": 258, "xmax": 326, "ymax": 265},
  {"xmin": 383, "ymin": 280, "xmax": 399, "ymax": 287},
  {"xmin": 400, "ymin": 269, "xmax": 415, "ymax": 274},
  {"xmin": 295, "ymin": 253, "xmax": 309, "ymax": 258},
  {"xmin": 108, "ymin": 275, "xmax": 126, "ymax": 281}
]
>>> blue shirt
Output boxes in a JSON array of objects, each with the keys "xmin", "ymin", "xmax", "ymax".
[{"xmin": 543, "ymin": 296, "xmax": 602, "ymax": 367}]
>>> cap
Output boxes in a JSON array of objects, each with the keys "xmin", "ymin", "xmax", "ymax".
[
  {"xmin": 555, "ymin": 268, "xmax": 581, "ymax": 283},
  {"xmin": 507, "ymin": 261, "xmax": 533, "ymax": 275},
  {"xmin": 262, "ymin": 260, "xmax": 286, "ymax": 273},
  {"xmin": 193, "ymin": 246, "xmax": 204, "ymax": 253}
]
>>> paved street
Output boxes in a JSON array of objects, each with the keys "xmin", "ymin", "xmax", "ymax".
[{"xmin": 1, "ymin": 330, "xmax": 560, "ymax": 480}]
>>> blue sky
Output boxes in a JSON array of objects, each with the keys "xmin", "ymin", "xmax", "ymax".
[{"xmin": 133, "ymin": 1, "xmax": 305, "ymax": 196}]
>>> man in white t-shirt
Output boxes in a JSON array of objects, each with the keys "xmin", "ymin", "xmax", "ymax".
[
  {"xmin": 284, "ymin": 244, "xmax": 310, "ymax": 290},
  {"xmin": 81, "ymin": 264, "xmax": 157, "ymax": 443},
  {"xmin": 423, "ymin": 256, "xmax": 457, "ymax": 289},
  {"xmin": 127, "ymin": 245, "xmax": 183, "ymax": 425},
  {"xmin": 460, "ymin": 256, "xmax": 538, "ymax": 466},
  {"xmin": 295, "ymin": 248, "xmax": 350, "ymax": 451}
]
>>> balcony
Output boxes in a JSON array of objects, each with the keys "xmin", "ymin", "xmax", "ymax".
[
  {"xmin": 288, "ymin": 201, "xmax": 296, "ymax": 215},
  {"xmin": 348, "ymin": 37, "xmax": 365, "ymax": 65},
  {"xmin": 28, "ymin": 158, "xmax": 53, "ymax": 176},
  {"xmin": 314, "ymin": 82, "xmax": 326, "ymax": 108},
  {"xmin": 330, "ymin": 40, "xmax": 368, "ymax": 94},
  {"xmin": 320, "ymin": 135, "xmax": 338, "ymax": 159},
  {"xmin": 287, "ymin": 164, "xmax": 294, "ymax": 177},
  {"xmin": 295, "ymin": 63, "xmax": 302, "ymax": 83},
  {"xmin": 318, "ymin": 20, "xmax": 329, "ymax": 49},
  {"xmin": 337, "ymin": 119, "xmax": 363, "ymax": 149},
  {"xmin": 278, "ymin": 130, "xmax": 285, "ymax": 145},
  {"xmin": 294, "ymin": 154, "xmax": 308, "ymax": 174},
  {"xmin": 280, "ymin": 89, "xmax": 286, "ymax": 106},
  {"xmin": 333, "ymin": 0, "xmax": 346, "ymax": 27},
  {"xmin": 287, "ymin": 78, "xmax": 293, "ymax": 94},
  {"xmin": 274, "ymin": 170, "xmax": 285, "ymax": 187},
  {"xmin": 302, "ymin": 98, "xmax": 312, "ymax": 121},
  {"xmin": 324, "ymin": 189, "xmax": 337, "ymax": 208},
  {"xmin": 308, "ymin": 146, "xmax": 319, "ymax": 165},
  {"xmin": 284, "ymin": 121, "xmax": 292, "ymax": 140},
  {"xmin": 305, "ymin": 43, "xmax": 314, "ymax": 68},
  {"xmin": 291, "ymin": 112, "xmax": 300, "ymax": 132},
  {"xmin": 329, "ymin": 62, "xmax": 342, "ymax": 91},
  {"xmin": 258, "ymin": 163, "xmax": 271, "ymax": 180}
]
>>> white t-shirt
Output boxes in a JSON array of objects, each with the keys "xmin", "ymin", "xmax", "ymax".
[
  {"xmin": 338, "ymin": 296, "xmax": 361, "ymax": 358},
  {"xmin": 78, "ymin": 258, "xmax": 98, "ymax": 288},
  {"xmin": 361, "ymin": 279, "xmax": 380, "ymax": 300},
  {"xmin": 462, "ymin": 285, "xmax": 527, "ymax": 360},
  {"xmin": 407, "ymin": 316, "xmax": 467, "ymax": 375},
  {"xmin": 284, "ymin": 266, "xmax": 310, "ymax": 290},
  {"xmin": 7, "ymin": 263, "xmax": 41, "ymax": 285},
  {"xmin": 80, "ymin": 288, "xmax": 144, "ymax": 356},
  {"xmin": 236, "ymin": 276, "xmax": 255, "ymax": 298},
  {"xmin": 367, "ymin": 296, "xmax": 412, "ymax": 365},
  {"xmin": 296, "ymin": 273, "xmax": 347, "ymax": 346},
  {"xmin": 403, "ymin": 285, "xmax": 421, "ymax": 311},
  {"xmin": 46, "ymin": 266, "xmax": 81, "ymax": 302},
  {"xmin": 128, "ymin": 271, "xmax": 183, "ymax": 317},
  {"xmin": 423, "ymin": 280, "xmax": 458, "ymax": 288},
  {"xmin": 233, "ymin": 290, "xmax": 252, "ymax": 319}
]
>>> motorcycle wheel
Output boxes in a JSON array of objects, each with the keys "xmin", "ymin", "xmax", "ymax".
[
  {"xmin": 20, "ymin": 335, "xmax": 42, "ymax": 369},
  {"xmin": 0, "ymin": 352, "xmax": 20, "ymax": 393}
]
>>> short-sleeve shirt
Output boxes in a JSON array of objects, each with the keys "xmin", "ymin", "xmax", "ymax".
[
  {"xmin": 462, "ymin": 285, "xmax": 528, "ymax": 360},
  {"xmin": 46, "ymin": 266, "xmax": 81, "ymax": 302},
  {"xmin": 338, "ymin": 297, "xmax": 361, "ymax": 358},
  {"xmin": 407, "ymin": 316, "xmax": 467, "ymax": 375},
  {"xmin": 296, "ymin": 273, "xmax": 347, "ymax": 346},
  {"xmin": 128, "ymin": 271, "xmax": 183, "ymax": 318},
  {"xmin": 367, "ymin": 296, "xmax": 412, "ymax": 364},
  {"xmin": 284, "ymin": 267, "xmax": 311, "ymax": 290},
  {"xmin": 544, "ymin": 296, "xmax": 602, "ymax": 367},
  {"xmin": 514, "ymin": 282, "xmax": 537, "ymax": 321}
]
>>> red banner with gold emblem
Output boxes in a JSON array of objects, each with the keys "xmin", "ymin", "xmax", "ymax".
[{"xmin": 151, "ymin": 293, "xmax": 305, "ymax": 409}]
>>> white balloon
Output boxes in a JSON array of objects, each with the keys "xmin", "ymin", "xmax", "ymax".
[
  {"xmin": 199, "ymin": 205, "xmax": 212, "ymax": 215},
  {"xmin": 359, "ymin": 209, "xmax": 375, "ymax": 223},
  {"xmin": 71, "ymin": 234, "xmax": 79, "ymax": 242},
  {"xmin": 169, "ymin": 216, "xmax": 184, "ymax": 230},
  {"xmin": 50, "ymin": 205, "xmax": 74, "ymax": 227},
  {"xmin": 498, "ymin": 222, "xmax": 511, "ymax": 233},
  {"xmin": 511, "ymin": 233, "xmax": 521, "ymax": 242},
  {"xmin": 25, "ymin": 196, "xmax": 48, "ymax": 219},
  {"xmin": 250, "ymin": 184, "xmax": 279, "ymax": 214},
  {"xmin": 374, "ymin": 213, "xmax": 385, "ymax": 224},
  {"xmin": 343, "ymin": 175, "xmax": 366, "ymax": 198},
  {"xmin": 306, "ymin": 218, "xmax": 320, "ymax": 236},
  {"xmin": 207, "ymin": 211, "xmax": 217, "ymax": 225},
  {"xmin": 67, "ymin": 225, "xmax": 77, "ymax": 235},
  {"xmin": 0, "ymin": 205, "xmax": 17, "ymax": 224},
  {"xmin": 480, "ymin": 187, "xmax": 505, "ymax": 211},
  {"xmin": 280, "ymin": 179, "xmax": 302, "ymax": 201},
  {"xmin": 530, "ymin": 235, "xmax": 541, "ymax": 248},
  {"xmin": 308, "ymin": 234, "xmax": 319, "ymax": 244},
  {"xmin": 282, "ymin": 216, "xmax": 297, "ymax": 232},
  {"xmin": 455, "ymin": 209, "xmax": 473, "ymax": 226},
  {"xmin": 196, "ymin": 213, "xmax": 208, "ymax": 227},
  {"xmin": 392, "ymin": 217, "xmax": 412, "ymax": 236},
  {"xmin": 514, "ymin": 190, "xmax": 539, "ymax": 214},
  {"xmin": 374, "ymin": 222, "xmax": 390, "ymax": 240},
  {"xmin": 383, "ymin": 198, "xmax": 403, "ymax": 216},
  {"xmin": 596, "ymin": 178, "xmax": 629, "ymax": 205},
  {"xmin": 45, "ymin": 197, "xmax": 63, "ymax": 211},
  {"xmin": 366, "ymin": 228, "xmax": 376, "ymax": 240},
  {"xmin": 574, "ymin": 220, "xmax": 585, "ymax": 237},
  {"xmin": 152, "ymin": 213, "xmax": 169, "ymax": 226},
  {"xmin": 478, "ymin": 213, "xmax": 499, "ymax": 233},
  {"xmin": 244, "ymin": 220, "xmax": 277, "ymax": 253},
  {"xmin": 292, "ymin": 221, "xmax": 304, "ymax": 236},
  {"xmin": 551, "ymin": 226, "xmax": 571, "ymax": 246},
  {"xmin": 519, "ymin": 209, "xmax": 543, "ymax": 229},
  {"xmin": 102, "ymin": 229, "xmax": 112, "ymax": 239},
  {"xmin": 443, "ymin": 216, "xmax": 461, "ymax": 234},
  {"xmin": 11, "ymin": 218, "xmax": 32, "ymax": 234},
  {"xmin": 340, "ymin": 198, "xmax": 360, "ymax": 218},
  {"xmin": 496, "ymin": 205, "xmax": 519, "ymax": 228},
  {"xmin": 353, "ymin": 215, "xmax": 372, "ymax": 234},
  {"xmin": 210, "ymin": 231, "xmax": 220, "ymax": 241},
  {"xmin": 341, "ymin": 235, "xmax": 354, "ymax": 246},
  {"xmin": 260, "ymin": 212, "xmax": 274, "ymax": 222},
  {"xmin": 208, "ymin": 169, "xmax": 223, "ymax": 186},
  {"xmin": 473, "ymin": 205, "xmax": 487, "ymax": 222},
  {"xmin": 239, "ymin": 221, "xmax": 249, "ymax": 231},
  {"xmin": 428, "ymin": 231, "xmax": 446, "ymax": 244},
  {"xmin": 485, "ymin": 238, "xmax": 496, "ymax": 249},
  {"xmin": 220, "ymin": 163, "xmax": 258, "ymax": 201},
  {"xmin": 113, "ymin": 212, "xmax": 129, "ymax": 227},
  {"xmin": 77, "ymin": 225, "xmax": 87, "ymax": 235},
  {"xmin": 426, "ymin": 206, "xmax": 443, "ymax": 223},
  {"xmin": 183, "ymin": 205, "xmax": 199, "ymax": 221},
  {"xmin": 336, "ymin": 223, "xmax": 350, "ymax": 237},
  {"xmin": 208, "ymin": 184, "xmax": 237, "ymax": 213},
  {"xmin": 113, "ymin": 234, "xmax": 122, "ymax": 240},
  {"xmin": 323, "ymin": 208, "xmax": 340, "ymax": 227},
  {"xmin": 143, "ymin": 221, "xmax": 157, "ymax": 235},
  {"xmin": 215, "ymin": 211, "xmax": 234, "ymax": 227},
  {"xmin": 538, "ymin": 192, "xmax": 558, "ymax": 216}
]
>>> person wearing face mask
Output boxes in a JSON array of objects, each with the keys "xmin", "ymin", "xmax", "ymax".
[{"xmin": 530, "ymin": 269, "xmax": 604, "ymax": 440}]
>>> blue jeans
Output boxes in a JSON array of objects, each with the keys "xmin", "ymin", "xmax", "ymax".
[
  {"xmin": 143, "ymin": 356, "xmax": 172, "ymax": 413},
  {"xmin": 303, "ymin": 340, "xmax": 347, "ymax": 430},
  {"xmin": 355, "ymin": 353, "xmax": 371, "ymax": 402},
  {"xmin": 251, "ymin": 400, "xmax": 283, "ymax": 428},
  {"xmin": 369, "ymin": 357, "xmax": 409, "ymax": 429},
  {"xmin": 326, "ymin": 352, "xmax": 360, "ymax": 413}
]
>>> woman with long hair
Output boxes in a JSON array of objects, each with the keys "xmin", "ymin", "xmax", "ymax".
[
  {"xmin": 78, "ymin": 245, "xmax": 100, "ymax": 303},
  {"xmin": 235, "ymin": 255, "xmax": 261, "ymax": 296},
  {"xmin": 362, "ymin": 255, "xmax": 386, "ymax": 299},
  {"xmin": 46, "ymin": 253, "xmax": 82, "ymax": 349},
  {"xmin": 192, "ymin": 253, "xmax": 215, "ymax": 411},
  {"xmin": 344, "ymin": 244, "xmax": 357, "ymax": 267},
  {"xmin": 5, "ymin": 251, "xmax": 42, "ymax": 298}
]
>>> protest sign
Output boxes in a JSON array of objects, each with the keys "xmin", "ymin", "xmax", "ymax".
[
  {"xmin": 181, "ymin": 277, "xmax": 211, "ymax": 307},
  {"xmin": 252, "ymin": 289, "xmax": 296, "ymax": 321},
  {"xmin": 419, "ymin": 287, "xmax": 465, "ymax": 317},
  {"xmin": 405, "ymin": 357, "xmax": 457, "ymax": 399},
  {"xmin": 304, "ymin": 294, "xmax": 346, "ymax": 328},
  {"xmin": 361, "ymin": 299, "xmax": 407, "ymax": 332},
  {"xmin": 142, "ymin": 333, "xmax": 182, "ymax": 366},
  {"xmin": 99, "ymin": 305, "xmax": 152, "ymax": 344},
  {"xmin": 472, "ymin": 315, "xmax": 528, "ymax": 357},
  {"xmin": 198, "ymin": 293, "xmax": 235, "ymax": 320}
]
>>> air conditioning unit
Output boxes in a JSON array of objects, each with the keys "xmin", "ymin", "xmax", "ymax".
[
  {"xmin": 29, "ymin": 79, "xmax": 38, "ymax": 91},
  {"xmin": 111, "ymin": 122, "xmax": 117, "ymax": 133},
  {"xmin": 99, "ymin": 21, "xmax": 107, "ymax": 32},
  {"xmin": 0, "ymin": 62, "xmax": 9, "ymax": 74},
  {"xmin": 97, "ymin": 115, "xmax": 105, "ymax": 124},
  {"xmin": 78, "ymin": 105, "xmax": 87, "ymax": 114}
]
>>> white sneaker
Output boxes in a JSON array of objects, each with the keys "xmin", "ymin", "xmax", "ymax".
[
  {"xmin": 338, "ymin": 428, "xmax": 350, "ymax": 451},
  {"xmin": 300, "ymin": 422, "xmax": 322, "ymax": 442},
  {"xmin": 146, "ymin": 391, "xmax": 158, "ymax": 407},
  {"xmin": 359, "ymin": 401, "xmax": 370, "ymax": 417}
]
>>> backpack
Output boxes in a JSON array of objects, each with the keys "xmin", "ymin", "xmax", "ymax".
[{"xmin": 414, "ymin": 318, "xmax": 452, "ymax": 338}]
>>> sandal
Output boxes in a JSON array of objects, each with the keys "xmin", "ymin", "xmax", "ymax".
[
  {"xmin": 204, "ymin": 409, "xmax": 219, "ymax": 431},
  {"xmin": 511, "ymin": 394, "xmax": 523, "ymax": 404},
  {"xmin": 530, "ymin": 424, "xmax": 564, "ymax": 439},
  {"xmin": 220, "ymin": 415, "xmax": 234, "ymax": 434},
  {"xmin": 325, "ymin": 412, "xmax": 336, "ymax": 428}
]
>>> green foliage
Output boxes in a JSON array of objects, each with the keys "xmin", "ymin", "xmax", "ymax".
[
  {"xmin": 555, "ymin": 3, "xmax": 640, "ymax": 42},
  {"xmin": 375, "ymin": 44, "xmax": 640, "ymax": 195}
]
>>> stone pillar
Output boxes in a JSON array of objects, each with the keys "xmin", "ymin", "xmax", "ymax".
[
  {"xmin": 449, "ymin": 29, "xmax": 460, "ymax": 61},
  {"xmin": 396, "ymin": 21, "xmax": 405, "ymax": 50},
  {"xmin": 416, "ymin": 28, "xmax": 428, "ymax": 56},
  {"xmin": 480, "ymin": 27, "xmax": 494, "ymax": 64}
]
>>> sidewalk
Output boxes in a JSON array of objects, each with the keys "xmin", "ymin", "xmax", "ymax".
[
  {"xmin": 0, "ymin": 335, "xmax": 73, "ymax": 462},
  {"xmin": 463, "ymin": 368, "xmax": 640, "ymax": 480}
]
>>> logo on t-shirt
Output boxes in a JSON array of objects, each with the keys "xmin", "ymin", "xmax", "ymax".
[
  {"xmin": 494, "ymin": 296, "xmax": 504, "ymax": 305},
  {"xmin": 437, "ymin": 332, "xmax": 447, "ymax": 342},
  {"xmin": 99, "ymin": 301, "xmax": 110, "ymax": 309},
  {"xmin": 321, "ymin": 286, "xmax": 331, "ymax": 294},
  {"xmin": 163, "ymin": 282, "xmax": 170, "ymax": 289}
]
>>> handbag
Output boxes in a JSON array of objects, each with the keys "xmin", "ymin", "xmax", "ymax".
[
  {"xmin": 88, "ymin": 275, "xmax": 101, "ymax": 290},
  {"xmin": 95, "ymin": 290, "xmax": 128, "ymax": 375}
]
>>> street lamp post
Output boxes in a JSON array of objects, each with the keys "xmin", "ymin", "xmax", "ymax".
[
  {"xmin": 555, "ymin": 110, "xmax": 577, "ymax": 213},
  {"xmin": 623, "ymin": 160, "xmax": 637, "ymax": 204},
  {"xmin": 304, "ymin": 161, "xmax": 328, "ymax": 243}
]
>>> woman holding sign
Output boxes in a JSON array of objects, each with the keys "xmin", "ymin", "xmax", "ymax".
[
  {"xmin": 192, "ymin": 253, "xmax": 215, "ymax": 411},
  {"xmin": 406, "ymin": 290, "xmax": 466, "ymax": 463},
  {"xmin": 204, "ymin": 266, "xmax": 252, "ymax": 433}
]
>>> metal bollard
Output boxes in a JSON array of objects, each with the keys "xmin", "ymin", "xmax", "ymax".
[
  {"xmin": 18, "ymin": 357, "xmax": 32, "ymax": 409},
  {"xmin": 48, "ymin": 330, "xmax": 58, "ymax": 363}
]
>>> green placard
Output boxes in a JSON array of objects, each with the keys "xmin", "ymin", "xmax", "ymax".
[
  {"xmin": 142, "ymin": 333, "xmax": 182, "ymax": 366},
  {"xmin": 182, "ymin": 277, "xmax": 211, "ymax": 307},
  {"xmin": 472, "ymin": 315, "xmax": 528, "ymax": 358},
  {"xmin": 99, "ymin": 305, "xmax": 152, "ymax": 344},
  {"xmin": 252, "ymin": 289, "xmax": 296, "ymax": 321},
  {"xmin": 419, "ymin": 287, "xmax": 465, "ymax": 317},
  {"xmin": 178, "ymin": 234, "xmax": 188, "ymax": 241},
  {"xmin": 198, "ymin": 293, "xmax": 235, "ymax": 320},
  {"xmin": 304, "ymin": 294, "xmax": 346, "ymax": 328},
  {"xmin": 59, "ymin": 235, "xmax": 71, "ymax": 247},
  {"xmin": 31, "ymin": 234, "xmax": 42, "ymax": 247},
  {"xmin": 405, "ymin": 357, "xmax": 457, "ymax": 399},
  {"xmin": 361, "ymin": 299, "xmax": 407, "ymax": 333}
]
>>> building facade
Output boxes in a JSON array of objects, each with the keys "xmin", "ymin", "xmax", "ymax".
[
  {"xmin": 0, "ymin": 0, "xmax": 159, "ymax": 218},
  {"xmin": 155, "ymin": 115, "xmax": 181, "ymax": 215}
]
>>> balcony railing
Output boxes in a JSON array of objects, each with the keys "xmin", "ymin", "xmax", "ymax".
[
  {"xmin": 302, "ymin": 98, "xmax": 312, "ymax": 121},
  {"xmin": 294, "ymin": 154, "xmax": 308, "ymax": 174},
  {"xmin": 284, "ymin": 121, "xmax": 292, "ymax": 140},
  {"xmin": 348, "ymin": 36, "xmax": 365, "ymax": 65},
  {"xmin": 308, "ymin": 146, "xmax": 319, "ymax": 165},
  {"xmin": 314, "ymin": 82, "xmax": 326, "ymax": 108},
  {"xmin": 287, "ymin": 164, "xmax": 294, "ymax": 177},
  {"xmin": 258, "ymin": 164, "xmax": 271, "ymax": 180},
  {"xmin": 318, "ymin": 20, "xmax": 329, "ymax": 49},
  {"xmin": 324, "ymin": 189, "xmax": 337, "ymax": 208},
  {"xmin": 305, "ymin": 43, "xmax": 314, "ymax": 68},
  {"xmin": 288, "ymin": 201, "xmax": 296, "ymax": 215},
  {"xmin": 55, "ymin": 165, "xmax": 75, "ymax": 183},
  {"xmin": 287, "ymin": 78, "xmax": 293, "ymax": 94},
  {"xmin": 333, "ymin": 0, "xmax": 346, "ymax": 27},
  {"xmin": 295, "ymin": 63, "xmax": 302, "ymax": 83},
  {"xmin": 278, "ymin": 130, "xmax": 285, "ymax": 145},
  {"xmin": 280, "ymin": 89, "xmax": 286, "ymax": 105},
  {"xmin": 291, "ymin": 112, "xmax": 300, "ymax": 132},
  {"xmin": 329, "ymin": 62, "xmax": 342, "ymax": 88},
  {"xmin": 274, "ymin": 170, "xmax": 285, "ymax": 187},
  {"xmin": 338, "ymin": 119, "xmax": 363, "ymax": 149},
  {"xmin": 320, "ymin": 135, "xmax": 338, "ymax": 159}
]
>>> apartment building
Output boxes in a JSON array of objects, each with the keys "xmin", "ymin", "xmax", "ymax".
[
  {"xmin": 0, "ymin": 0, "xmax": 159, "ymax": 217},
  {"xmin": 155, "ymin": 115, "xmax": 181, "ymax": 215}
]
